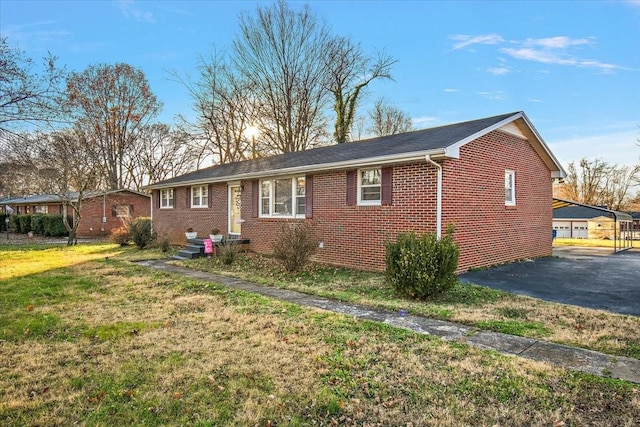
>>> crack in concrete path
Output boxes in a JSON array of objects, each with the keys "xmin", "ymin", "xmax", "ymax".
[{"xmin": 138, "ymin": 259, "xmax": 640, "ymax": 384}]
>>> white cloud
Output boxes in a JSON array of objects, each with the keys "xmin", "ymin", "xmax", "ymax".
[
  {"xmin": 528, "ymin": 98, "xmax": 543, "ymax": 103},
  {"xmin": 450, "ymin": 33, "xmax": 630, "ymax": 73},
  {"xmin": 487, "ymin": 66, "xmax": 511, "ymax": 75},
  {"xmin": 117, "ymin": 0, "xmax": 155, "ymax": 23},
  {"xmin": 523, "ymin": 36, "xmax": 592, "ymax": 49},
  {"xmin": 476, "ymin": 91, "xmax": 507, "ymax": 101},
  {"xmin": 412, "ymin": 116, "xmax": 438, "ymax": 127},
  {"xmin": 444, "ymin": 88, "xmax": 460, "ymax": 92},
  {"xmin": 449, "ymin": 34, "xmax": 504, "ymax": 51}
]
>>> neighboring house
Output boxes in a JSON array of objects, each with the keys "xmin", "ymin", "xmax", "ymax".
[
  {"xmin": 552, "ymin": 200, "xmax": 633, "ymax": 240},
  {"xmin": 146, "ymin": 112, "xmax": 566, "ymax": 272},
  {"xmin": 0, "ymin": 189, "xmax": 151, "ymax": 237}
]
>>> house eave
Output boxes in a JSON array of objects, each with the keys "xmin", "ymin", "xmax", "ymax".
[{"xmin": 145, "ymin": 149, "xmax": 448, "ymax": 190}]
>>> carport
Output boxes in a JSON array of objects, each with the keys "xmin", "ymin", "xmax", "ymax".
[{"xmin": 553, "ymin": 198, "xmax": 634, "ymax": 252}]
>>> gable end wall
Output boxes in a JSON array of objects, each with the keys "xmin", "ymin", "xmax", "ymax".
[{"xmin": 442, "ymin": 130, "xmax": 553, "ymax": 271}]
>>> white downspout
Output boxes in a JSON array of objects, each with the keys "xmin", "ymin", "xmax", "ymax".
[{"xmin": 425, "ymin": 155, "xmax": 442, "ymax": 239}]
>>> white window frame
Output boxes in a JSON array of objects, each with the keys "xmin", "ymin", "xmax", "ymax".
[
  {"xmin": 191, "ymin": 185, "xmax": 208, "ymax": 208},
  {"xmin": 259, "ymin": 176, "xmax": 306, "ymax": 218},
  {"xmin": 34, "ymin": 205, "xmax": 48, "ymax": 214},
  {"xmin": 505, "ymin": 170, "xmax": 516, "ymax": 206},
  {"xmin": 357, "ymin": 168, "xmax": 382, "ymax": 206},
  {"xmin": 160, "ymin": 189, "xmax": 174, "ymax": 209}
]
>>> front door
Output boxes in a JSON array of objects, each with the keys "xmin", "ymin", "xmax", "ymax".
[{"xmin": 229, "ymin": 184, "xmax": 242, "ymax": 235}]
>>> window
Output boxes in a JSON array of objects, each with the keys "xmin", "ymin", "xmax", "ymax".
[
  {"xmin": 115, "ymin": 205, "xmax": 130, "ymax": 218},
  {"xmin": 160, "ymin": 189, "xmax": 174, "ymax": 208},
  {"xmin": 191, "ymin": 185, "xmax": 208, "ymax": 208},
  {"xmin": 505, "ymin": 170, "xmax": 515, "ymax": 206},
  {"xmin": 34, "ymin": 206, "xmax": 48, "ymax": 214},
  {"xmin": 358, "ymin": 168, "xmax": 381, "ymax": 205},
  {"xmin": 260, "ymin": 176, "xmax": 306, "ymax": 218}
]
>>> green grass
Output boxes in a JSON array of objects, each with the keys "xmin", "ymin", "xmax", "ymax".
[{"xmin": 476, "ymin": 320, "xmax": 552, "ymax": 337}]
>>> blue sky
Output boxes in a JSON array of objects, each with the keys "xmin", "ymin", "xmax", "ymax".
[{"xmin": 2, "ymin": 0, "xmax": 639, "ymax": 168}]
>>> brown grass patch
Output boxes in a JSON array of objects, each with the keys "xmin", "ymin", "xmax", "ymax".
[{"xmin": 1, "ymin": 248, "xmax": 638, "ymax": 425}]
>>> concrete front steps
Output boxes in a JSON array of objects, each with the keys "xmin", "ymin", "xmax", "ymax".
[
  {"xmin": 173, "ymin": 237, "xmax": 251, "ymax": 260},
  {"xmin": 174, "ymin": 238, "xmax": 206, "ymax": 260}
]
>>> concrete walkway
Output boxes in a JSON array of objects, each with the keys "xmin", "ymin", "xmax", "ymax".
[{"xmin": 138, "ymin": 259, "xmax": 640, "ymax": 384}]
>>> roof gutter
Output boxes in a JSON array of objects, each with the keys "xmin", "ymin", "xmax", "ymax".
[{"xmin": 425, "ymin": 154, "xmax": 442, "ymax": 239}]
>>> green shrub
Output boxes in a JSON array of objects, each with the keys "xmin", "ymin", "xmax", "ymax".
[
  {"xmin": 43, "ymin": 215, "xmax": 70, "ymax": 237},
  {"xmin": 18, "ymin": 215, "xmax": 32, "ymax": 234},
  {"xmin": 128, "ymin": 217, "xmax": 155, "ymax": 249},
  {"xmin": 109, "ymin": 226, "xmax": 130, "ymax": 246},
  {"xmin": 385, "ymin": 228, "xmax": 459, "ymax": 300},
  {"xmin": 11, "ymin": 215, "xmax": 21, "ymax": 233},
  {"xmin": 31, "ymin": 214, "xmax": 46, "ymax": 235},
  {"xmin": 272, "ymin": 222, "xmax": 318, "ymax": 273},
  {"xmin": 0, "ymin": 213, "xmax": 6, "ymax": 232}
]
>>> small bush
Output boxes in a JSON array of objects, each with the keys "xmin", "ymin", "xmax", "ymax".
[
  {"xmin": 18, "ymin": 215, "xmax": 32, "ymax": 234},
  {"xmin": 272, "ymin": 222, "xmax": 318, "ymax": 273},
  {"xmin": 110, "ymin": 226, "xmax": 130, "ymax": 246},
  {"xmin": 11, "ymin": 215, "xmax": 21, "ymax": 233},
  {"xmin": 0, "ymin": 213, "xmax": 7, "ymax": 232},
  {"xmin": 385, "ymin": 228, "xmax": 459, "ymax": 300},
  {"xmin": 159, "ymin": 236, "xmax": 171, "ymax": 253},
  {"xmin": 219, "ymin": 240, "xmax": 239, "ymax": 265},
  {"xmin": 42, "ymin": 214, "xmax": 71, "ymax": 237},
  {"xmin": 128, "ymin": 217, "xmax": 155, "ymax": 249},
  {"xmin": 31, "ymin": 215, "xmax": 46, "ymax": 235}
]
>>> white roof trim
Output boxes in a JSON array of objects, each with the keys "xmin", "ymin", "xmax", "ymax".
[{"xmin": 146, "ymin": 149, "xmax": 447, "ymax": 189}]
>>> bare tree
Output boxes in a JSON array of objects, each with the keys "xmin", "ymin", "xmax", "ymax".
[
  {"xmin": 0, "ymin": 37, "xmax": 67, "ymax": 139},
  {"xmin": 232, "ymin": 0, "xmax": 330, "ymax": 153},
  {"xmin": 559, "ymin": 157, "xmax": 640, "ymax": 210},
  {"xmin": 172, "ymin": 52, "xmax": 256, "ymax": 164},
  {"xmin": 325, "ymin": 37, "xmax": 396, "ymax": 143},
  {"xmin": 66, "ymin": 63, "xmax": 161, "ymax": 190},
  {"xmin": 123, "ymin": 123, "xmax": 199, "ymax": 190},
  {"xmin": 601, "ymin": 164, "xmax": 640, "ymax": 211},
  {"xmin": 11, "ymin": 129, "xmax": 103, "ymax": 245},
  {"xmin": 368, "ymin": 98, "xmax": 413, "ymax": 137},
  {"xmin": 0, "ymin": 132, "xmax": 52, "ymax": 197}
]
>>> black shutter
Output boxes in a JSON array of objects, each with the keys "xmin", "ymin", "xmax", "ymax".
[
  {"xmin": 111, "ymin": 205, "xmax": 117, "ymax": 217},
  {"xmin": 208, "ymin": 184, "xmax": 213, "ymax": 208},
  {"xmin": 129, "ymin": 204, "xmax": 134, "ymax": 214},
  {"xmin": 346, "ymin": 170, "xmax": 356, "ymax": 206},
  {"xmin": 381, "ymin": 167, "xmax": 393, "ymax": 206},
  {"xmin": 305, "ymin": 175, "xmax": 313, "ymax": 219},
  {"xmin": 156, "ymin": 190, "xmax": 161, "ymax": 208},
  {"xmin": 252, "ymin": 180, "xmax": 259, "ymax": 218},
  {"xmin": 186, "ymin": 187, "xmax": 191, "ymax": 208}
]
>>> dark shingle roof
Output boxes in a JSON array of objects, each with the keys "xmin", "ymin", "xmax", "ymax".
[
  {"xmin": 0, "ymin": 189, "xmax": 149, "ymax": 206},
  {"xmin": 149, "ymin": 112, "xmax": 520, "ymax": 188},
  {"xmin": 553, "ymin": 205, "xmax": 615, "ymax": 220}
]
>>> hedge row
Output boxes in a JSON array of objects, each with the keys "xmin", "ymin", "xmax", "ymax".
[{"xmin": 8, "ymin": 214, "xmax": 71, "ymax": 237}]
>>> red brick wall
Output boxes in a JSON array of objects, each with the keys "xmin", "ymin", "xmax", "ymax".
[
  {"xmin": 152, "ymin": 129, "xmax": 553, "ymax": 272},
  {"xmin": 78, "ymin": 192, "xmax": 151, "ymax": 237},
  {"xmin": 152, "ymin": 184, "xmax": 228, "ymax": 243},
  {"xmin": 441, "ymin": 130, "xmax": 553, "ymax": 271}
]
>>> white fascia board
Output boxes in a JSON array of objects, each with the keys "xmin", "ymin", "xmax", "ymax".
[
  {"xmin": 445, "ymin": 112, "xmax": 524, "ymax": 157},
  {"xmin": 518, "ymin": 113, "xmax": 567, "ymax": 179},
  {"xmin": 146, "ymin": 149, "xmax": 448, "ymax": 190}
]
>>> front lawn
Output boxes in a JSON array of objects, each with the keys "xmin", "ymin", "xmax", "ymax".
[
  {"xmin": 181, "ymin": 252, "xmax": 640, "ymax": 359},
  {"xmin": 1, "ymin": 244, "xmax": 638, "ymax": 426}
]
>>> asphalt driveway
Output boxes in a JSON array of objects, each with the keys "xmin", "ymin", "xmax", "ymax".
[{"xmin": 459, "ymin": 247, "xmax": 640, "ymax": 316}]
